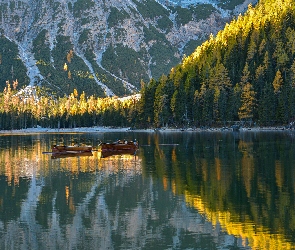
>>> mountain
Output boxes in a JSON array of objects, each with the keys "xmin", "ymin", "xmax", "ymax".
[
  {"xmin": 0, "ymin": 0, "xmax": 256, "ymax": 97},
  {"xmin": 1, "ymin": 0, "xmax": 293, "ymax": 130}
]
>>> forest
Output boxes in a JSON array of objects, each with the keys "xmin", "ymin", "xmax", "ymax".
[
  {"xmin": 139, "ymin": 0, "xmax": 295, "ymax": 128},
  {"xmin": 0, "ymin": 0, "xmax": 295, "ymax": 130}
]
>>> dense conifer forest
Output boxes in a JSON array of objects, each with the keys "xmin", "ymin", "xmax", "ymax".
[
  {"xmin": 1, "ymin": 0, "xmax": 295, "ymax": 129},
  {"xmin": 140, "ymin": 0, "xmax": 295, "ymax": 128}
]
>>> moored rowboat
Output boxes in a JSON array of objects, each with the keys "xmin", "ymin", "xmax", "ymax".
[{"xmin": 100, "ymin": 140, "xmax": 138, "ymax": 152}]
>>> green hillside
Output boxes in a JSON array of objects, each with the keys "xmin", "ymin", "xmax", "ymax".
[
  {"xmin": 138, "ymin": 0, "xmax": 295, "ymax": 127},
  {"xmin": 0, "ymin": 34, "xmax": 29, "ymax": 89}
]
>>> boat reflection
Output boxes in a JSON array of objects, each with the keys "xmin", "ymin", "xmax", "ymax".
[
  {"xmin": 51, "ymin": 151, "xmax": 93, "ymax": 159},
  {"xmin": 100, "ymin": 149, "xmax": 137, "ymax": 158}
]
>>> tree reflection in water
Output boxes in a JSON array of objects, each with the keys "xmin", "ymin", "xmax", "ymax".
[{"xmin": 0, "ymin": 131, "xmax": 294, "ymax": 249}]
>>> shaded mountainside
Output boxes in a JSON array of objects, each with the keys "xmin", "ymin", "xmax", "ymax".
[{"xmin": 0, "ymin": 0, "xmax": 255, "ymax": 97}]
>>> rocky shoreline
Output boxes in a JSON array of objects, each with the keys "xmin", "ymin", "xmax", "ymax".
[{"xmin": 0, "ymin": 125, "xmax": 293, "ymax": 134}]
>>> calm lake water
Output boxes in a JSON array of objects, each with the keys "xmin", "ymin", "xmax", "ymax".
[{"xmin": 0, "ymin": 130, "xmax": 295, "ymax": 250}]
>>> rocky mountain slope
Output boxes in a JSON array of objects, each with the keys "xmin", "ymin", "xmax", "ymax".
[{"xmin": 0, "ymin": 0, "xmax": 256, "ymax": 97}]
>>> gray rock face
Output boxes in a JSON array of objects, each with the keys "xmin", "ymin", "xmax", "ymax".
[{"xmin": 0, "ymin": 0, "xmax": 256, "ymax": 96}]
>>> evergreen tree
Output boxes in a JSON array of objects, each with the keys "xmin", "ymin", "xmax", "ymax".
[
  {"xmin": 238, "ymin": 82, "xmax": 256, "ymax": 123},
  {"xmin": 137, "ymin": 79, "xmax": 157, "ymax": 127},
  {"xmin": 193, "ymin": 90, "xmax": 202, "ymax": 126},
  {"xmin": 208, "ymin": 63, "xmax": 231, "ymax": 123},
  {"xmin": 198, "ymin": 83, "xmax": 214, "ymax": 126},
  {"xmin": 273, "ymin": 70, "xmax": 283, "ymax": 94},
  {"xmin": 258, "ymin": 82, "xmax": 275, "ymax": 125},
  {"xmin": 154, "ymin": 75, "xmax": 168, "ymax": 127},
  {"xmin": 273, "ymin": 70, "xmax": 288, "ymax": 123},
  {"xmin": 170, "ymin": 89, "xmax": 186, "ymax": 126}
]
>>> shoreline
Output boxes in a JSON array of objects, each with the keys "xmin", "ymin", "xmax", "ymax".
[{"xmin": 0, "ymin": 125, "xmax": 293, "ymax": 135}]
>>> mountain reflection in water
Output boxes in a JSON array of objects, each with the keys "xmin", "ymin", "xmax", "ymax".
[{"xmin": 0, "ymin": 131, "xmax": 294, "ymax": 249}]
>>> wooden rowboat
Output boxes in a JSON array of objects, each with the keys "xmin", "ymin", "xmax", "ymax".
[
  {"xmin": 51, "ymin": 145, "xmax": 93, "ymax": 153},
  {"xmin": 100, "ymin": 140, "xmax": 138, "ymax": 152}
]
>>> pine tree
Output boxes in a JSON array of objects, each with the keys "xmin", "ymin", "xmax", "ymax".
[
  {"xmin": 286, "ymin": 27, "xmax": 295, "ymax": 57},
  {"xmin": 289, "ymin": 59, "xmax": 295, "ymax": 88},
  {"xmin": 208, "ymin": 63, "xmax": 231, "ymax": 123},
  {"xmin": 258, "ymin": 82, "xmax": 275, "ymax": 125},
  {"xmin": 198, "ymin": 83, "xmax": 214, "ymax": 126},
  {"xmin": 193, "ymin": 90, "xmax": 202, "ymax": 126},
  {"xmin": 137, "ymin": 79, "xmax": 157, "ymax": 127},
  {"xmin": 154, "ymin": 93, "xmax": 168, "ymax": 127},
  {"xmin": 273, "ymin": 41, "xmax": 289, "ymax": 77},
  {"xmin": 273, "ymin": 70, "xmax": 283, "ymax": 94},
  {"xmin": 273, "ymin": 70, "xmax": 288, "ymax": 123},
  {"xmin": 238, "ymin": 82, "xmax": 256, "ymax": 123}
]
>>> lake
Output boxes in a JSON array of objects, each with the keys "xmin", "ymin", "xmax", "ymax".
[{"xmin": 0, "ymin": 130, "xmax": 294, "ymax": 249}]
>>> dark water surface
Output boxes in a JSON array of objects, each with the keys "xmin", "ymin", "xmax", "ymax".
[{"xmin": 0, "ymin": 130, "xmax": 295, "ymax": 249}]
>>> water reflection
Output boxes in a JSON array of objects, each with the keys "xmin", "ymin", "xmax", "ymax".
[
  {"xmin": 0, "ymin": 131, "xmax": 294, "ymax": 249},
  {"xmin": 101, "ymin": 149, "xmax": 137, "ymax": 158}
]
